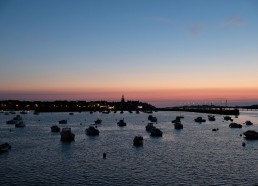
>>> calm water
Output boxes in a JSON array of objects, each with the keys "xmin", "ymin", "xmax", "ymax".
[{"xmin": 0, "ymin": 111, "xmax": 258, "ymax": 185}]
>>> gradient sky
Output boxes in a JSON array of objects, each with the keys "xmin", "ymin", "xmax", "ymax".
[{"xmin": 0, "ymin": 0, "xmax": 258, "ymax": 106}]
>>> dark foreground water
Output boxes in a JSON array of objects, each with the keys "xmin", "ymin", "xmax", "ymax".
[{"xmin": 1, "ymin": 111, "xmax": 258, "ymax": 185}]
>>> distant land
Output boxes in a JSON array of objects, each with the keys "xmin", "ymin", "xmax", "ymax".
[
  {"xmin": 1, "ymin": 99, "xmax": 258, "ymax": 115},
  {"xmin": 0, "ymin": 99, "xmax": 155, "ymax": 112}
]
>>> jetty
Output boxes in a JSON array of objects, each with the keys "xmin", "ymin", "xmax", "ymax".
[{"xmin": 158, "ymin": 106, "xmax": 239, "ymax": 115}]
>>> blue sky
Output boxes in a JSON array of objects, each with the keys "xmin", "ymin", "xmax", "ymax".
[{"xmin": 0, "ymin": 0, "xmax": 258, "ymax": 105}]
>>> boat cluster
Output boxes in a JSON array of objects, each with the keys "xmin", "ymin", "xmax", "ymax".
[
  {"xmin": 2, "ymin": 110, "xmax": 258, "ymax": 154},
  {"xmin": 6, "ymin": 115, "xmax": 26, "ymax": 128},
  {"xmin": 228, "ymin": 120, "xmax": 254, "ymax": 129},
  {"xmin": 50, "ymin": 113, "xmax": 257, "ymax": 147},
  {"xmin": 145, "ymin": 123, "xmax": 163, "ymax": 137}
]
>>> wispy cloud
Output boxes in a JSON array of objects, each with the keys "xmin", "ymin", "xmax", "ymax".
[
  {"xmin": 190, "ymin": 23, "xmax": 204, "ymax": 36},
  {"xmin": 144, "ymin": 16, "xmax": 175, "ymax": 25},
  {"xmin": 222, "ymin": 16, "xmax": 247, "ymax": 26},
  {"xmin": 144, "ymin": 16, "xmax": 205, "ymax": 36}
]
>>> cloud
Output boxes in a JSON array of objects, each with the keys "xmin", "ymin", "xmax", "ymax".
[
  {"xmin": 144, "ymin": 16, "xmax": 204, "ymax": 36},
  {"xmin": 223, "ymin": 16, "xmax": 247, "ymax": 26},
  {"xmin": 190, "ymin": 23, "xmax": 203, "ymax": 36},
  {"xmin": 144, "ymin": 16, "xmax": 175, "ymax": 25}
]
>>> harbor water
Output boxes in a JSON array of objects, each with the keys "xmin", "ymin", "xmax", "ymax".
[{"xmin": 1, "ymin": 111, "xmax": 258, "ymax": 185}]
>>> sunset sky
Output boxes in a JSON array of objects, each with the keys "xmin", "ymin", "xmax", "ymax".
[{"xmin": 0, "ymin": 0, "xmax": 258, "ymax": 106}]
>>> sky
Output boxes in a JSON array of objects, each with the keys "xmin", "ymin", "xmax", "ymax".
[{"xmin": 0, "ymin": 0, "xmax": 258, "ymax": 106}]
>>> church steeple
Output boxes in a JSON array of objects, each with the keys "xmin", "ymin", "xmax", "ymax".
[{"xmin": 121, "ymin": 95, "xmax": 125, "ymax": 103}]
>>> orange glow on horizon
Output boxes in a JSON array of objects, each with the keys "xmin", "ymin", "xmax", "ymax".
[{"xmin": 1, "ymin": 88, "xmax": 258, "ymax": 102}]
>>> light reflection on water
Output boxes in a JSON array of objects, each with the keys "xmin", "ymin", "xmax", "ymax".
[{"xmin": 0, "ymin": 111, "xmax": 258, "ymax": 185}]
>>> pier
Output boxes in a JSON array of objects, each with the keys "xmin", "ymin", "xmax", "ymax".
[{"xmin": 158, "ymin": 106, "xmax": 240, "ymax": 115}]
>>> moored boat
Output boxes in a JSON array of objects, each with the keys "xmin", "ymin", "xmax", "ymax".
[
  {"xmin": 150, "ymin": 128, "xmax": 163, "ymax": 137},
  {"xmin": 174, "ymin": 121, "xmax": 183, "ymax": 129},
  {"xmin": 59, "ymin": 120, "xmax": 67, "ymax": 124},
  {"xmin": 194, "ymin": 117, "xmax": 206, "ymax": 123},
  {"xmin": 6, "ymin": 120, "xmax": 17, "ymax": 125},
  {"xmin": 51, "ymin": 125, "xmax": 60, "ymax": 132},
  {"xmin": 86, "ymin": 126, "xmax": 99, "ymax": 136},
  {"xmin": 117, "ymin": 119, "xmax": 126, "ymax": 127},
  {"xmin": 172, "ymin": 116, "xmax": 181, "ymax": 123},
  {"xmin": 94, "ymin": 118, "xmax": 102, "ymax": 124},
  {"xmin": 243, "ymin": 130, "xmax": 258, "ymax": 140},
  {"xmin": 60, "ymin": 128, "xmax": 75, "ymax": 141},
  {"xmin": 244, "ymin": 121, "xmax": 253, "ymax": 126},
  {"xmin": 133, "ymin": 136, "xmax": 143, "ymax": 146},
  {"xmin": 146, "ymin": 123, "xmax": 155, "ymax": 132},
  {"xmin": 0, "ymin": 143, "xmax": 11, "ymax": 153},
  {"xmin": 224, "ymin": 116, "xmax": 233, "ymax": 121},
  {"xmin": 229, "ymin": 123, "xmax": 242, "ymax": 128},
  {"xmin": 148, "ymin": 115, "xmax": 157, "ymax": 122},
  {"xmin": 15, "ymin": 121, "xmax": 26, "ymax": 128},
  {"xmin": 208, "ymin": 115, "xmax": 215, "ymax": 121}
]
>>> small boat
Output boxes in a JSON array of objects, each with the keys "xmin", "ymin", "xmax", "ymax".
[
  {"xmin": 244, "ymin": 121, "xmax": 253, "ymax": 126},
  {"xmin": 69, "ymin": 113, "xmax": 74, "ymax": 115},
  {"xmin": 172, "ymin": 116, "xmax": 181, "ymax": 123},
  {"xmin": 15, "ymin": 121, "xmax": 25, "ymax": 128},
  {"xmin": 145, "ymin": 123, "xmax": 155, "ymax": 132},
  {"xmin": 177, "ymin": 114, "xmax": 184, "ymax": 119},
  {"xmin": 224, "ymin": 116, "xmax": 233, "ymax": 121},
  {"xmin": 86, "ymin": 126, "xmax": 99, "ymax": 136},
  {"xmin": 6, "ymin": 120, "xmax": 17, "ymax": 125},
  {"xmin": 148, "ymin": 115, "xmax": 157, "ymax": 122},
  {"xmin": 194, "ymin": 117, "xmax": 206, "ymax": 123},
  {"xmin": 174, "ymin": 121, "xmax": 183, "ymax": 129},
  {"xmin": 59, "ymin": 120, "xmax": 67, "ymax": 124},
  {"xmin": 229, "ymin": 123, "xmax": 242, "ymax": 128},
  {"xmin": 243, "ymin": 130, "xmax": 258, "ymax": 140},
  {"xmin": 94, "ymin": 118, "xmax": 102, "ymax": 124},
  {"xmin": 120, "ymin": 111, "xmax": 124, "ymax": 114},
  {"xmin": 117, "ymin": 119, "xmax": 126, "ymax": 127},
  {"xmin": 6, "ymin": 115, "xmax": 23, "ymax": 125},
  {"xmin": 150, "ymin": 128, "xmax": 163, "ymax": 137},
  {"xmin": 133, "ymin": 136, "xmax": 143, "ymax": 146},
  {"xmin": 60, "ymin": 128, "xmax": 75, "ymax": 141},
  {"xmin": 0, "ymin": 143, "xmax": 11, "ymax": 153},
  {"xmin": 51, "ymin": 125, "xmax": 60, "ymax": 132},
  {"xmin": 13, "ymin": 115, "xmax": 22, "ymax": 121},
  {"xmin": 208, "ymin": 115, "xmax": 215, "ymax": 121}
]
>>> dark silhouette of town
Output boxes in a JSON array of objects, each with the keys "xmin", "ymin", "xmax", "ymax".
[
  {"xmin": 0, "ymin": 95, "xmax": 257, "ymax": 115},
  {"xmin": 0, "ymin": 95, "xmax": 155, "ymax": 112}
]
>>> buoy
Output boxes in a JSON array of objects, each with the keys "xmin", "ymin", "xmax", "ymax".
[
  {"xmin": 103, "ymin": 153, "xmax": 106, "ymax": 159},
  {"xmin": 240, "ymin": 134, "xmax": 242, "ymax": 137},
  {"xmin": 242, "ymin": 142, "xmax": 246, "ymax": 147}
]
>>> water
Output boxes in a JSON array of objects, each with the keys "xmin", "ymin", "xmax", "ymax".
[{"xmin": 1, "ymin": 111, "xmax": 258, "ymax": 185}]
